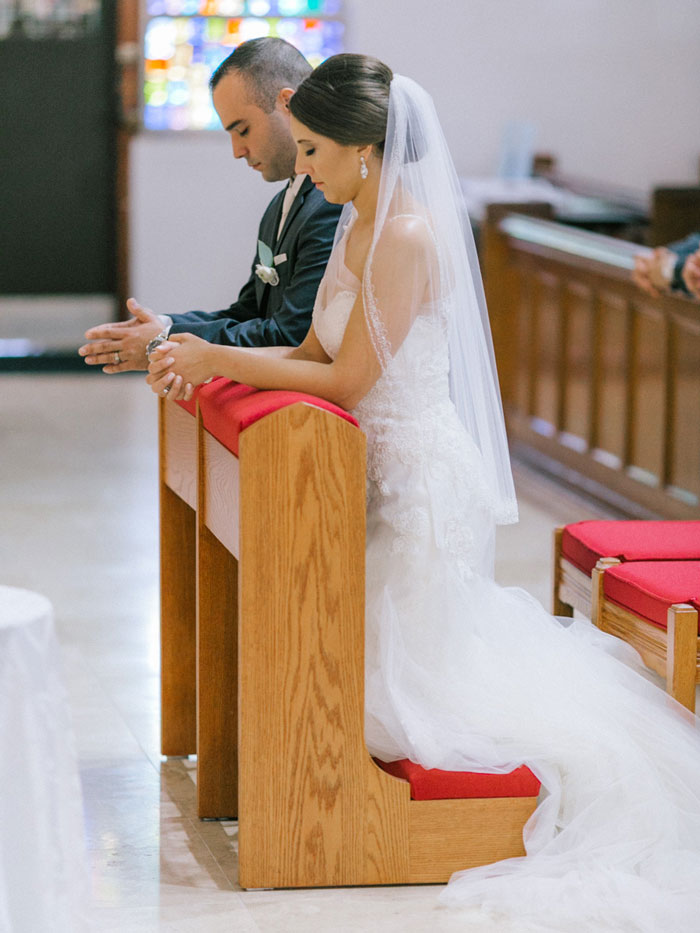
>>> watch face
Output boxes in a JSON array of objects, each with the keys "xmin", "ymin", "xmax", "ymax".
[{"xmin": 147, "ymin": 336, "xmax": 165, "ymax": 358}]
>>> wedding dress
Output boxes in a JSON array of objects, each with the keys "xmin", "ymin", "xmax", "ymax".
[{"xmin": 309, "ymin": 75, "xmax": 700, "ymax": 932}]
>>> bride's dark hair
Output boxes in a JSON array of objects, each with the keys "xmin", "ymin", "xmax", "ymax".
[{"xmin": 289, "ymin": 53, "xmax": 393, "ymax": 155}]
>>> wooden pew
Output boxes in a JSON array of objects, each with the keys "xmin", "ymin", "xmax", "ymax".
[
  {"xmin": 592, "ymin": 557, "xmax": 700, "ymax": 712},
  {"xmin": 551, "ymin": 520, "xmax": 700, "ymax": 619},
  {"xmin": 482, "ymin": 206, "xmax": 700, "ymax": 520},
  {"xmin": 159, "ymin": 386, "xmax": 540, "ymax": 887}
]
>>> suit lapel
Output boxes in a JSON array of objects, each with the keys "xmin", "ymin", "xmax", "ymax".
[{"xmin": 263, "ymin": 187, "xmax": 286, "ymax": 251}]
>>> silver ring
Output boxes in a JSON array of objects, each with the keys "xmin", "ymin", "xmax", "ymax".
[
  {"xmin": 113, "ymin": 351, "xmax": 121, "ymax": 365},
  {"xmin": 162, "ymin": 384, "xmax": 171, "ymax": 395}
]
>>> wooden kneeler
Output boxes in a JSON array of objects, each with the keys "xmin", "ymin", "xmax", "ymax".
[
  {"xmin": 592, "ymin": 558, "xmax": 700, "ymax": 712},
  {"xmin": 160, "ymin": 388, "xmax": 538, "ymax": 888},
  {"xmin": 553, "ymin": 526, "xmax": 590, "ymax": 617},
  {"xmin": 553, "ymin": 522, "xmax": 700, "ymax": 620}
]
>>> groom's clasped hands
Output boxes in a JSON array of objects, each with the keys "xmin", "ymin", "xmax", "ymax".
[{"xmin": 146, "ymin": 332, "xmax": 212, "ymax": 402}]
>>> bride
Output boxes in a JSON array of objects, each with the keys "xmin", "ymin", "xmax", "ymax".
[{"xmin": 147, "ymin": 54, "xmax": 700, "ymax": 930}]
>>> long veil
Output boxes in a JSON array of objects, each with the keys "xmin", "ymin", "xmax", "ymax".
[
  {"xmin": 337, "ymin": 73, "xmax": 700, "ymax": 931},
  {"xmin": 330, "ymin": 74, "xmax": 518, "ymax": 527}
]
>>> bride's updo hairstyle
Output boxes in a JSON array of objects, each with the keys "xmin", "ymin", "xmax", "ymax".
[{"xmin": 289, "ymin": 54, "xmax": 393, "ymax": 156}]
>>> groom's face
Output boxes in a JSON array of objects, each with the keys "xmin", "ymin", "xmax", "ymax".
[{"xmin": 213, "ymin": 71, "xmax": 297, "ymax": 182}]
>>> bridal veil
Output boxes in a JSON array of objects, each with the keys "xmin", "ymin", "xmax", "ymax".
[{"xmin": 327, "ymin": 74, "xmax": 519, "ymax": 527}]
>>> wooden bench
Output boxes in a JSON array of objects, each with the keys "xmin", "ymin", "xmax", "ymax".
[
  {"xmin": 552, "ymin": 521, "xmax": 700, "ymax": 617},
  {"xmin": 592, "ymin": 558, "xmax": 700, "ymax": 712},
  {"xmin": 158, "ymin": 381, "xmax": 540, "ymax": 887}
]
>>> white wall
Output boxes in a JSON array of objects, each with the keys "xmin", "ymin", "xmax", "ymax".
[
  {"xmin": 347, "ymin": 0, "xmax": 700, "ymax": 189},
  {"xmin": 130, "ymin": 134, "xmax": 281, "ymax": 314},
  {"xmin": 130, "ymin": 0, "xmax": 700, "ymax": 313}
]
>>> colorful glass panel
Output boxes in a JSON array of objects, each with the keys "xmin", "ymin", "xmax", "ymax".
[{"xmin": 143, "ymin": 2, "xmax": 343, "ymax": 130}]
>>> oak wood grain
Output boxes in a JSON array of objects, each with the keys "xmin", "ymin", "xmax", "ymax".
[
  {"xmin": 559, "ymin": 559, "xmax": 594, "ymax": 618},
  {"xmin": 552, "ymin": 527, "xmax": 575, "ymax": 616},
  {"xmin": 231, "ymin": 403, "xmax": 535, "ymax": 887},
  {"xmin": 196, "ymin": 407, "xmax": 239, "ymax": 817},
  {"xmin": 196, "ymin": 523, "xmax": 239, "ymax": 817},
  {"xmin": 201, "ymin": 429, "xmax": 240, "ymax": 559},
  {"xmin": 163, "ymin": 402, "xmax": 197, "ymax": 509},
  {"xmin": 238, "ymin": 404, "xmax": 376, "ymax": 887},
  {"xmin": 594, "ymin": 562, "xmax": 700, "ymax": 713},
  {"xmin": 667, "ymin": 604, "xmax": 698, "ymax": 712},
  {"xmin": 408, "ymin": 797, "xmax": 536, "ymax": 883},
  {"xmin": 159, "ymin": 399, "xmax": 197, "ymax": 756}
]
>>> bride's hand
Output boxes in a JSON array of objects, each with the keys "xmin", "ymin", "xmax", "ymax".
[{"xmin": 147, "ymin": 334, "xmax": 214, "ymax": 401}]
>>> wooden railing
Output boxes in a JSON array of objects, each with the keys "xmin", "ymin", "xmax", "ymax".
[{"xmin": 482, "ymin": 204, "xmax": 700, "ymax": 518}]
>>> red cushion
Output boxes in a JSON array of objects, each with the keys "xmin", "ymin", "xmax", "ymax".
[
  {"xmin": 562, "ymin": 521, "xmax": 700, "ymax": 576},
  {"xmin": 603, "ymin": 560, "xmax": 700, "ymax": 631},
  {"xmin": 175, "ymin": 376, "xmax": 230, "ymax": 417},
  {"xmin": 176, "ymin": 379, "xmax": 359, "ymax": 455},
  {"xmin": 175, "ymin": 397, "xmax": 197, "ymax": 416},
  {"xmin": 375, "ymin": 758, "xmax": 540, "ymax": 801},
  {"xmin": 200, "ymin": 381, "xmax": 359, "ymax": 456}
]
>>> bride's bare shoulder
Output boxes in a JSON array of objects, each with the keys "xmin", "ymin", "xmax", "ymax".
[
  {"xmin": 374, "ymin": 213, "xmax": 438, "ymax": 284},
  {"xmin": 377, "ymin": 212, "xmax": 435, "ymax": 256}
]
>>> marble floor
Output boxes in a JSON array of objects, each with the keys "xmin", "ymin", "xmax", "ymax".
[{"xmin": 0, "ymin": 373, "xmax": 613, "ymax": 932}]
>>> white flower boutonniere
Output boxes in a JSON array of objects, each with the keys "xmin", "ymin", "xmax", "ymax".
[{"xmin": 255, "ymin": 239, "xmax": 280, "ymax": 286}]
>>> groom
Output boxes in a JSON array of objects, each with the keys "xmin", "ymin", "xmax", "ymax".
[{"xmin": 79, "ymin": 38, "xmax": 342, "ymax": 372}]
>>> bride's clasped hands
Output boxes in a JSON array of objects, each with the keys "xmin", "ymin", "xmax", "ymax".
[{"xmin": 147, "ymin": 333, "xmax": 214, "ymax": 400}]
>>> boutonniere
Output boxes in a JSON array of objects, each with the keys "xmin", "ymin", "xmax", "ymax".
[{"xmin": 255, "ymin": 240, "xmax": 280, "ymax": 286}]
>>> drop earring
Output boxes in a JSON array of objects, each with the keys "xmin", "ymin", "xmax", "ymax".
[{"xmin": 360, "ymin": 156, "xmax": 368, "ymax": 179}]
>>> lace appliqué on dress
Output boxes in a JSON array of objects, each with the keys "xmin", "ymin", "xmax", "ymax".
[{"xmin": 314, "ymin": 290, "xmax": 495, "ymax": 579}]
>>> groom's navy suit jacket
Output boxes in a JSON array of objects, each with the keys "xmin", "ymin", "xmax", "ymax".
[
  {"xmin": 670, "ymin": 232, "xmax": 700, "ymax": 295},
  {"xmin": 169, "ymin": 176, "xmax": 342, "ymax": 346}
]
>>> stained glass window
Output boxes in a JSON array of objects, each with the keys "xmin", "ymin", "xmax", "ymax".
[{"xmin": 143, "ymin": 0, "xmax": 344, "ymax": 130}]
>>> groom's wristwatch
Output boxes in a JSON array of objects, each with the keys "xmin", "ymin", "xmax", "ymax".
[
  {"xmin": 146, "ymin": 315, "xmax": 173, "ymax": 362},
  {"xmin": 146, "ymin": 331, "xmax": 168, "ymax": 361}
]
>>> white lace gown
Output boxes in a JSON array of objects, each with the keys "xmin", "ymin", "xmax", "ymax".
[{"xmin": 313, "ymin": 254, "xmax": 700, "ymax": 931}]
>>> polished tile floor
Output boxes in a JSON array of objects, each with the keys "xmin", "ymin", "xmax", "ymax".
[{"xmin": 0, "ymin": 373, "xmax": 611, "ymax": 932}]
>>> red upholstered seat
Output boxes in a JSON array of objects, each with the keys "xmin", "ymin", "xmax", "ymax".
[
  {"xmin": 176, "ymin": 379, "xmax": 358, "ymax": 455},
  {"xmin": 175, "ymin": 395, "xmax": 199, "ymax": 416},
  {"xmin": 375, "ymin": 758, "xmax": 540, "ymax": 801},
  {"xmin": 603, "ymin": 561, "xmax": 700, "ymax": 632},
  {"xmin": 561, "ymin": 521, "xmax": 700, "ymax": 576},
  {"xmin": 175, "ymin": 377, "xmax": 244, "ymax": 418}
]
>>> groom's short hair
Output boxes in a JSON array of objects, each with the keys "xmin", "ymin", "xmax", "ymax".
[{"xmin": 210, "ymin": 37, "xmax": 312, "ymax": 112}]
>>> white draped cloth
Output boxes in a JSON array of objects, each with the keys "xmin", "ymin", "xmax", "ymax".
[{"xmin": 0, "ymin": 586, "xmax": 88, "ymax": 933}]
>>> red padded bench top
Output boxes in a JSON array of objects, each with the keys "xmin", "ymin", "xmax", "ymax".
[
  {"xmin": 603, "ymin": 560, "xmax": 700, "ymax": 632},
  {"xmin": 176, "ymin": 378, "xmax": 358, "ymax": 456},
  {"xmin": 562, "ymin": 520, "xmax": 700, "ymax": 577},
  {"xmin": 375, "ymin": 758, "xmax": 540, "ymax": 801}
]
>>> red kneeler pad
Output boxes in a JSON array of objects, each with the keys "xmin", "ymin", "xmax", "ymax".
[
  {"xmin": 562, "ymin": 520, "xmax": 700, "ymax": 577},
  {"xmin": 376, "ymin": 758, "xmax": 540, "ymax": 800},
  {"xmin": 603, "ymin": 560, "xmax": 700, "ymax": 632},
  {"xmin": 177, "ymin": 378, "xmax": 358, "ymax": 454}
]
